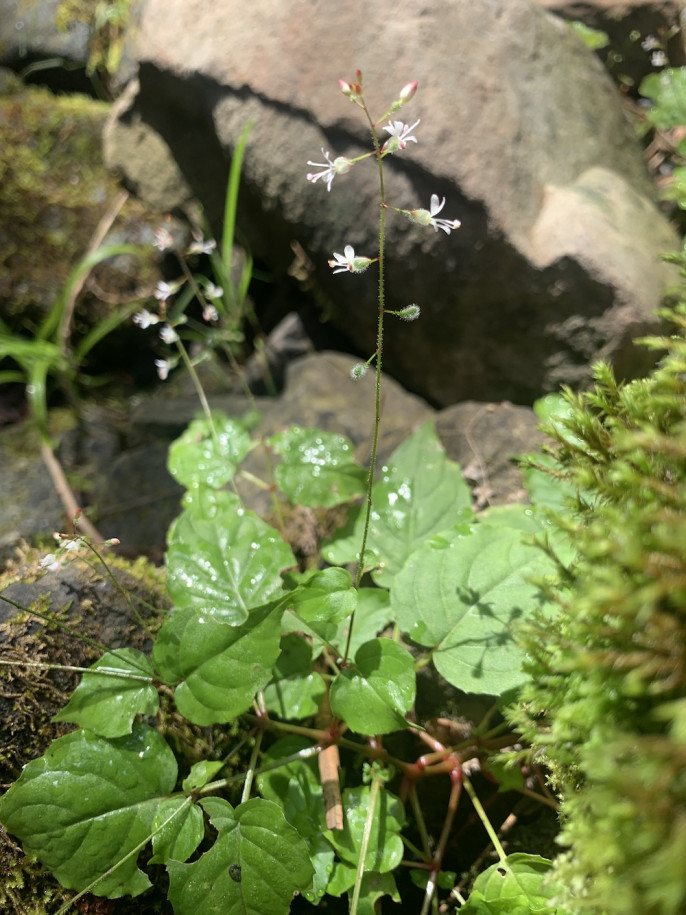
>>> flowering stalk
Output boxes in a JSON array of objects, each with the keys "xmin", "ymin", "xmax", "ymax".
[{"xmin": 306, "ymin": 74, "xmax": 461, "ymax": 664}]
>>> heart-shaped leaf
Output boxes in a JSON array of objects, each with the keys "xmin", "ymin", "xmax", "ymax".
[
  {"xmin": 322, "ymin": 421, "xmax": 473, "ymax": 585},
  {"xmin": 0, "ymin": 723, "xmax": 176, "ymax": 897},
  {"xmin": 269, "ymin": 425, "xmax": 366, "ymax": 507},
  {"xmin": 52, "ymin": 647, "xmax": 158, "ymax": 738},
  {"xmin": 167, "ymin": 797, "xmax": 314, "ymax": 915},
  {"xmin": 329, "ymin": 638, "xmax": 415, "ymax": 735},
  {"xmin": 153, "ymin": 602, "xmax": 283, "ymax": 725},
  {"xmin": 168, "ymin": 412, "xmax": 254, "ymax": 489},
  {"xmin": 460, "ymin": 854, "xmax": 572, "ymax": 914},
  {"xmin": 166, "ymin": 502, "xmax": 295, "ymax": 625},
  {"xmin": 391, "ymin": 522, "xmax": 559, "ymax": 695}
]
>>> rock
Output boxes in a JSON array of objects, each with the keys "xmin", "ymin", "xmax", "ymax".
[
  {"xmin": 534, "ymin": 0, "xmax": 686, "ymax": 88},
  {"xmin": 103, "ymin": 0, "xmax": 679, "ymax": 407}
]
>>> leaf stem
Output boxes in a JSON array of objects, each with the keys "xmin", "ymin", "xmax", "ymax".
[
  {"xmin": 350, "ymin": 766, "xmax": 383, "ymax": 915},
  {"xmin": 462, "ymin": 772, "xmax": 508, "ymax": 863}
]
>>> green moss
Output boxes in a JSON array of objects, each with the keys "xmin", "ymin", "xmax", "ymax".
[
  {"xmin": 511, "ymin": 307, "xmax": 686, "ymax": 913},
  {"xmin": 0, "ymin": 81, "xmax": 117, "ymax": 322}
]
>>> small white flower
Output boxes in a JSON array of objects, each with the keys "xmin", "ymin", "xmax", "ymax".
[
  {"xmin": 154, "ymin": 280, "xmax": 179, "ymax": 301},
  {"xmin": 382, "ymin": 119, "xmax": 420, "ymax": 153},
  {"xmin": 306, "ymin": 148, "xmax": 354, "ymax": 192},
  {"xmin": 203, "ymin": 304, "xmax": 219, "ymax": 322},
  {"xmin": 39, "ymin": 553, "xmax": 61, "ymax": 571},
  {"xmin": 205, "ymin": 282, "xmax": 223, "ymax": 300},
  {"xmin": 328, "ymin": 245, "xmax": 373, "ymax": 274},
  {"xmin": 409, "ymin": 194, "xmax": 461, "ymax": 234},
  {"xmin": 641, "ymin": 34, "xmax": 660, "ymax": 51},
  {"xmin": 155, "ymin": 358, "xmax": 172, "ymax": 381},
  {"xmin": 159, "ymin": 324, "xmax": 179, "ymax": 344},
  {"xmin": 133, "ymin": 309, "xmax": 161, "ymax": 329},
  {"xmin": 188, "ymin": 235, "xmax": 217, "ymax": 255},
  {"xmin": 651, "ymin": 50, "xmax": 668, "ymax": 67},
  {"xmin": 153, "ymin": 226, "xmax": 174, "ymax": 251}
]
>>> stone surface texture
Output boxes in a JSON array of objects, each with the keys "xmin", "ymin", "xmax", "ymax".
[{"xmin": 103, "ymin": 0, "xmax": 679, "ymax": 406}]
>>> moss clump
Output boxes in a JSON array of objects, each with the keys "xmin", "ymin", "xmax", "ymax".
[
  {"xmin": 511, "ymin": 307, "xmax": 686, "ymax": 913},
  {"xmin": 0, "ymin": 79, "xmax": 115, "ymax": 320}
]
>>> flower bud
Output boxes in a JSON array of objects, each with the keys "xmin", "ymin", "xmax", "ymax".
[
  {"xmin": 399, "ymin": 81, "xmax": 418, "ymax": 104},
  {"xmin": 350, "ymin": 362, "xmax": 368, "ymax": 380}
]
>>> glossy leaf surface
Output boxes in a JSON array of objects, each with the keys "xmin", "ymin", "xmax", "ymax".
[
  {"xmin": 166, "ymin": 501, "xmax": 295, "ymax": 625},
  {"xmin": 153, "ymin": 602, "xmax": 283, "ymax": 725},
  {"xmin": 322, "ymin": 421, "xmax": 473, "ymax": 585},
  {"xmin": 167, "ymin": 797, "xmax": 314, "ymax": 915},
  {"xmin": 0, "ymin": 724, "xmax": 176, "ymax": 897},
  {"xmin": 329, "ymin": 638, "xmax": 415, "ymax": 735},
  {"xmin": 167, "ymin": 411, "xmax": 254, "ymax": 489},
  {"xmin": 262, "ymin": 633, "xmax": 326, "ymax": 719},
  {"xmin": 324, "ymin": 784, "xmax": 404, "ymax": 873},
  {"xmin": 52, "ymin": 647, "xmax": 158, "ymax": 738},
  {"xmin": 270, "ymin": 425, "xmax": 366, "ymax": 507}
]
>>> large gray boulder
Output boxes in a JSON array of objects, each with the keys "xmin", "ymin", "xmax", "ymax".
[{"xmin": 104, "ymin": 0, "xmax": 679, "ymax": 406}]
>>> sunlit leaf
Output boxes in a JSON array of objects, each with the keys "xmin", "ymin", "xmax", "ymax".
[
  {"xmin": 270, "ymin": 425, "xmax": 366, "ymax": 507},
  {"xmin": 0, "ymin": 724, "xmax": 176, "ymax": 897},
  {"xmin": 52, "ymin": 647, "xmax": 158, "ymax": 738},
  {"xmin": 322, "ymin": 421, "xmax": 473, "ymax": 585},
  {"xmin": 329, "ymin": 638, "xmax": 415, "ymax": 735},
  {"xmin": 391, "ymin": 523, "xmax": 559, "ymax": 695},
  {"xmin": 168, "ymin": 412, "xmax": 254, "ymax": 489},
  {"xmin": 460, "ymin": 854, "xmax": 572, "ymax": 914},
  {"xmin": 153, "ymin": 602, "xmax": 283, "ymax": 725},
  {"xmin": 166, "ymin": 502, "xmax": 295, "ymax": 625}
]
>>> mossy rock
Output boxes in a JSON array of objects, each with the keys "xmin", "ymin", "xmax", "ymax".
[{"xmin": 0, "ymin": 76, "xmax": 159, "ymax": 333}]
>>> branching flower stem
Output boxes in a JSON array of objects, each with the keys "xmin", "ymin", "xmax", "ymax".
[{"xmin": 344, "ymin": 93, "xmax": 388, "ymax": 665}]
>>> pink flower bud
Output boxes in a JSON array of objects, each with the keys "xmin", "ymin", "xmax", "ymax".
[
  {"xmin": 399, "ymin": 81, "xmax": 418, "ymax": 104},
  {"xmin": 339, "ymin": 79, "xmax": 354, "ymax": 98}
]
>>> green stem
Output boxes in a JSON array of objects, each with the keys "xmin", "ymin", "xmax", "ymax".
[
  {"xmin": 0, "ymin": 658, "xmax": 153, "ymax": 682},
  {"xmin": 343, "ymin": 94, "xmax": 387, "ymax": 664},
  {"xmin": 462, "ymin": 773, "xmax": 508, "ymax": 863},
  {"xmin": 350, "ymin": 768, "xmax": 383, "ymax": 915}
]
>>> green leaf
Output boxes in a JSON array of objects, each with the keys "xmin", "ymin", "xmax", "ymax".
[
  {"xmin": 167, "ymin": 412, "xmax": 254, "ymax": 489},
  {"xmin": 391, "ymin": 523, "xmax": 558, "ymax": 695},
  {"xmin": 286, "ymin": 567, "xmax": 357, "ymax": 624},
  {"xmin": 270, "ymin": 425, "xmax": 367, "ymax": 508},
  {"xmin": 166, "ymin": 501, "xmax": 295, "ymax": 625},
  {"xmin": 329, "ymin": 638, "xmax": 415, "ymax": 735},
  {"xmin": 0, "ymin": 723, "xmax": 176, "ymax": 897},
  {"xmin": 324, "ymin": 784, "xmax": 405, "ymax": 873},
  {"xmin": 258, "ymin": 737, "xmax": 333, "ymax": 905},
  {"xmin": 332, "ymin": 587, "xmax": 393, "ymax": 659},
  {"xmin": 460, "ymin": 854, "xmax": 570, "ymax": 914},
  {"xmin": 149, "ymin": 797, "xmax": 204, "ymax": 864},
  {"xmin": 153, "ymin": 602, "xmax": 283, "ymax": 725},
  {"xmin": 262, "ymin": 633, "xmax": 326, "ymax": 719},
  {"xmin": 52, "ymin": 648, "xmax": 158, "ymax": 738},
  {"xmin": 327, "ymin": 864, "xmax": 400, "ymax": 911},
  {"xmin": 640, "ymin": 67, "xmax": 686, "ymax": 130},
  {"xmin": 567, "ymin": 20, "xmax": 609, "ymax": 51},
  {"xmin": 167, "ymin": 797, "xmax": 315, "ymax": 915},
  {"xmin": 322, "ymin": 421, "xmax": 473, "ymax": 585},
  {"xmin": 182, "ymin": 759, "xmax": 225, "ymax": 793}
]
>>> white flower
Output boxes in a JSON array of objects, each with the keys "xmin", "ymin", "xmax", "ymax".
[
  {"xmin": 328, "ymin": 245, "xmax": 373, "ymax": 274},
  {"xmin": 651, "ymin": 50, "xmax": 668, "ymax": 68},
  {"xmin": 154, "ymin": 280, "xmax": 179, "ymax": 301},
  {"xmin": 641, "ymin": 35, "xmax": 660, "ymax": 51},
  {"xmin": 202, "ymin": 304, "xmax": 219, "ymax": 322},
  {"xmin": 153, "ymin": 226, "xmax": 174, "ymax": 251},
  {"xmin": 306, "ymin": 148, "xmax": 354, "ymax": 192},
  {"xmin": 159, "ymin": 324, "xmax": 179, "ymax": 344},
  {"xmin": 409, "ymin": 194, "xmax": 461, "ymax": 234},
  {"xmin": 39, "ymin": 553, "xmax": 61, "ymax": 571},
  {"xmin": 205, "ymin": 282, "xmax": 223, "ymax": 300},
  {"xmin": 133, "ymin": 309, "xmax": 161, "ymax": 329},
  {"xmin": 381, "ymin": 119, "xmax": 420, "ymax": 153},
  {"xmin": 155, "ymin": 358, "xmax": 172, "ymax": 381},
  {"xmin": 188, "ymin": 235, "xmax": 217, "ymax": 255}
]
